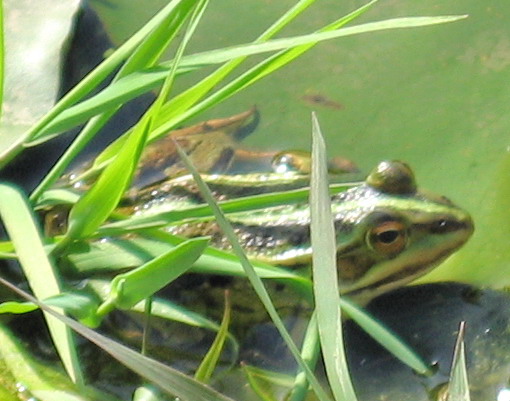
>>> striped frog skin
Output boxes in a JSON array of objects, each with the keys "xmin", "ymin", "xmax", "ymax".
[
  {"xmin": 45, "ymin": 109, "xmax": 473, "ymax": 306},
  {"xmin": 124, "ymin": 160, "xmax": 473, "ymax": 305}
]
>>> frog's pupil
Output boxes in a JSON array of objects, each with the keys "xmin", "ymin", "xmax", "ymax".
[{"xmin": 378, "ymin": 230, "xmax": 399, "ymax": 244}]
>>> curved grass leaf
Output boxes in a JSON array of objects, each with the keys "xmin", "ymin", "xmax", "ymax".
[
  {"xmin": 31, "ymin": 13, "xmax": 466, "ymax": 142},
  {"xmin": 96, "ymin": 181, "xmax": 356, "ymax": 237},
  {"xmin": 0, "ymin": 184, "xmax": 82, "ymax": 383},
  {"xmin": 338, "ymin": 297, "xmax": 430, "ymax": 375},
  {"xmin": 29, "ymin": 0, "xmax": 197, "ymax": 202},
  {"xmin": 103, "ymin": 237, "xmax": 209, "ymax": 311},
  {"xmin": 66, "ymin": 234, "xmax": 311, "ymax": 294},
  {"xmin": 194, "ymin": 291, "xmax": 231, "ymax": 383},
  {"xmin": 309, "ymin": 114, "xmax": 357, "ymax": 401},
  {"xmin": 20, "ymin": 0, "xmax": 192, "ymax": 144},
  {"xmin": 63, "ymin": 116, "xmax": 150, "ymax": 243},
  {"xmin": 447, "ymin": 322, "xmax": 471, "ymax": 401},
  {"xmin": 157, "ymin": 0, "xmax": 325, "ymax": 127},
  {"xmin": 0, "ymin": 321, "xmax": 120, "ymax": 401},
  {"xmin": 0, "ymin": 277, "xmax": 237, "ymax": 401},
  {"xmin": 0, "ymin": 301, "xmax": 38, "ymax": 314},
  {"xmin": 288, "ymin": 312, "xmax": 321, "ymax": 401},
  {"xmin": 174, "ymin": 142, "xmax": 332, "ymax": 401}
]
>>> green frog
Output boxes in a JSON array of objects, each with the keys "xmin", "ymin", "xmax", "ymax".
[{"xmin": 45, "ymin": 109, "xmax": 473, "ymax": 309}]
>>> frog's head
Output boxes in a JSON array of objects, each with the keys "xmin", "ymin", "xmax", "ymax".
[{"xmin": 335, "ymin": 161, "xmax": 474, "ymax": 304}]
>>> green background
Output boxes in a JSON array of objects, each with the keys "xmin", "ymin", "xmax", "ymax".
[{"xmin": 91, "ymin": 0, "xmax": 510, "ymax": 288}]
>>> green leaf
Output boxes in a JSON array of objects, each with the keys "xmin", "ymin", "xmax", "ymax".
[
  {"xmin": 309, "ymin": 114, "xmax": 357, "ymax": 401},
  {"xmin": 96, "ymin": 182, "xmax": 356, "ymax": 237},
  {"xmin": 243, "ymin": 364, "xmax": 288, "ymax": 401},
  {"xmin": 29, "ymin": 0, "xmax": 197, "ymax": 202},
  {"xmin": 338, "ymin": 297, "xmax": 430, "ymax": 375},
  {"xmin": 33, "ymin": 13, "xmax": 466, "ymax": 142},
  {"xmin": 0, "ymin": 184, "xmax": 83, "ymax": 383},
  {"xmin": 104, "ymin": 237, "xmax": 209, "ymax": 311},
  {"xmin": 195, "ymin": 291, "xmax": 231, "ymax": 383},
  {"xmin": 0, "ymin": 320, "xmax": 120, "ymax": 401},
  {"xmin": 0, "ymin": 301, "xmax": 38, "ymax": 314},
  {"xmin": 158, "ymin": 0, "xmax": 321, "ymax": 126},
  {"xmin": 64, "ymin": 115, "xmax": 150, "ymax": 242}
]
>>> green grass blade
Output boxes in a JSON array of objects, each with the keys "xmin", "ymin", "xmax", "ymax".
[
  {"xmin": 63, "ymin": 116, "xmax": 150, "ymax": 243},
  {"xmin": 0, "ymin": 277, "xmax": 237, "ymax": 401},
  {"xmin": 24, "ymin": 0, "xmax": 190, "ymax": 141},
  {"xmin": 0, "ymin": 301, "xmax": 37, "ymax": 314},
  {"xmin": 309, "ymin": 114, "xmax": 357, "ymax": 401},
  {"xmin": 159, "ymin": 0, "xmax": 319, "ymax": 123},
  {"xmin": 66, "ymin": 234, "xmax": 309, "ymax": 282},
  {"xmin": 0, "ymin": 321, "xmax": 120, "ymax": 401},
  {"xmin": 194, "ymin": 291, "xmax": 231, "ymax": 383},
  {"xmin": 53, "ymin": 0, "xmax": 206, "ymax": 224},
  {"xmin": 339, "ymin": 297, "xmax": 430, "ymax": 374},
  {"xmin": 30, "ymin": 12, "xmax": 466, "ymax": 143},
  {"xmin": 174, "ymin": 143, "xmax": 332, "ymax": 401},
  {"xmin": 29, "ymin": 0, "xmax": 197, "ymax": 203},
  {"xmin": 288, "ymin": 312, "xmax": 321, "ymax": 401},
  {"xmin": 0, "ymin": 184, "xmax": 82, "ymax": 384},
  {"xmin": 243, "ymin": 365, "xmax": 281, "ymax": 401},
  {"xmin": 151, "ymin": 14, "xmax": 466, "ymax": 142},
  {"xmin": 30, "ymin": 0, "xmax": 319, "ymax": 139},
  {"xmin": 102, "ymin": 238, "xmax": 209, "ymax": 312},
  {"xmin": 96, "ymin": 182, "xmax": 356, "ymax": 237},
  {"xmin": 447, "ymin": 322, "xmax": 471, "ymax": 401}
]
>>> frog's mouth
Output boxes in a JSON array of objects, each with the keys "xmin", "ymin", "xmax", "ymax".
[{"xmin": 343, "ymin": 247, "xmax": 452, "ymax": 301}]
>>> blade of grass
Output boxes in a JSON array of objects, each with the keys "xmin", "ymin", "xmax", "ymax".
[
  {"xmin": 152, "ymin": 0, "xmax": 209, "ymax": 116},
  {"xmin": 66, "ymin": 234, "xmax": 310, "ymax": 282},
  {"xmin": 447, "ymin": 321, "xmax": 471, "ymax": 401},
  {"xmin": 150, "ymin": 15, "xmax": 467, "ymax": 142},
  {"xmin": 338, "ymin": 297, "xmax": 430, "ymax": 374},
  {"xmin": 243, "ymin": 365, "xmax": 281, "ymax": 401},
  {"xmin": 0, "ymin": 277, "xmax": 238, "ymax": 401},
  {"xmin": 0, "ymin": 0, "xmax": 194, "ymax": 168},
  {"xmin": 174, "ymin": 142, "xmax": 332, "ymax": 401},
  {"xmin": 28, "ymin": 13, "xmax": 467, "ymax": 143},
  {"xmin": 53, "ymin": 0, "xmax": 208, "ymax": 235},
  {"xmin": 95, "ymin": 182, "xmax": 356, "ymax": 237},
  {"xmin": 0, "ymin": 321, "xmax": 121, "ymax": 401},
  {"xmin": 194, "ymin": 291, "xmax": 231, "ymax": 383},
  {"xmin": 288, "ymin": 312, "xmax": 321, "ymax": 401},
  {"xmin": 159, "ymin": 0, "xmax": 322, "ymax": 123},
  {"xmin": 97, "ymin": 237, "xmax": 209, "ymax": 316},
  {"xmin": 61, "ymin": 115, "xmax": 150, "ymax": 246},
  {"xmin": 29, "ymin": 0, "xmax": 197, "ymax": 202},
  {"xmin": 309, "ymin": 113, "xmax": 357, "ymax": 401},
  {"xmin": 0, "ymin": 184, "xmax": 82, "ymax": 384}
]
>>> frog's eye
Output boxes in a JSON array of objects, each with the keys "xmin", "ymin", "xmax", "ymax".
[{"xmin": 367, "ymin": 221, "xmax": 407, "ymax": 255}]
